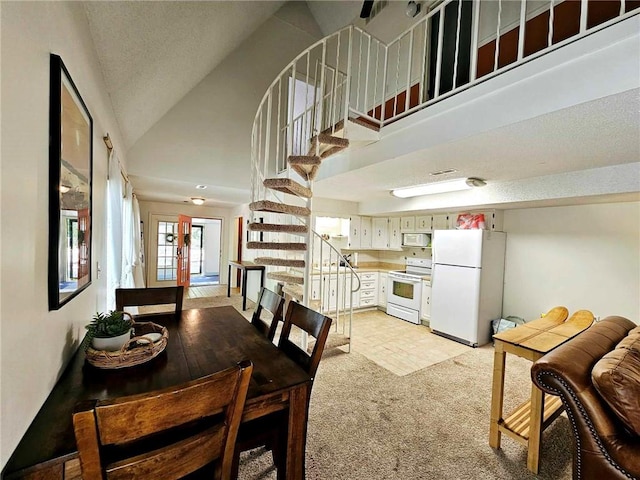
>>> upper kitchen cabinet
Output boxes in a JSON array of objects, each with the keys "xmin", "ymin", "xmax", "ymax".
[
  {"xmin": 372, "ymin": 217, "xmax": 389, "ymax": 249},
  {"xmin": 400, "ymin": 216, "xmax": 415, "ymax": 232},
  {"xmin": 348, "ymin": 215, "xmax": 372, "ymax": 249},
  {"xmin": 360, "ymin": 216, "xmax": 372, "ymax": 249},
  {"xmin": 348, "ymin": 215, "xmax": 361, "ymax": 249},
  {"xmin": 432, "ymin": 214, "xmax": 451, "ymax": 230},
  {"xmin": 415, "ymin": 215, "xmax": 433, "ymax": 232},
  {"xmin": 389, "ymin": 217, "xmax": 402, "ymax": 249}
]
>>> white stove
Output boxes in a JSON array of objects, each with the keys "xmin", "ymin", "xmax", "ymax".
[{"xmin": 387, "ymin": 258, "xmax": 432, "ymax": 324}]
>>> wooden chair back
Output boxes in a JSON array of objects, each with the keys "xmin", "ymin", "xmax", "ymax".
[
  {"xmin": 115, "ymin": 286, "xmax": 184, "ymax": 322},
  {"xmin": 278, "ymin": 301, "xmax": 332, "ymax": 381},
  {"xmin": 73, "ymin": 360, "xmax": 253, "ymax": 480},
  {"xmin": 251, "ymin": 287, "xmax": 285, "ymax": 342}
]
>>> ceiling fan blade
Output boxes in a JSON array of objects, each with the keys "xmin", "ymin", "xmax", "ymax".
[{"xmin": 360, "ymin": 0, "xmax": 374, "ymax": 18}]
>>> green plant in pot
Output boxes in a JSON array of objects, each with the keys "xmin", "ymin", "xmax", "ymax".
[{"xmin": 85, "ymin": 310, "xmax": 134, "ymax": 351}]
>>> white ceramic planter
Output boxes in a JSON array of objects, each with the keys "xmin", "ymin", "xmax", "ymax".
[{"xmin": 91, "ymin": 330, "xmax": 132, "ymax": 351}]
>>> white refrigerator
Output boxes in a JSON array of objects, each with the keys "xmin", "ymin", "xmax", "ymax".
[{"xmin": 430, "ymin": 229, "xmax": 506, "ymax": 347}]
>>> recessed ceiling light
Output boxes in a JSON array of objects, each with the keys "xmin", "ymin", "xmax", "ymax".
[
  {"xmin": 195, "ymin": 185, "xmax": 207, "ymax": 190},
  {"xmin": 391, "ymin": 177, "xmax": 486, "ymax": 198},
  {"xmin": 191, "ymin": 197, "xmax": 205, "ymax": 205}
]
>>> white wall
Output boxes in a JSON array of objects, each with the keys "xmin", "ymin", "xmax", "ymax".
[
  {"xmin": 203, "ymin": 219, "xmax": 222, "ymax": 275},
  {"xmin": 126, "ymin": 3, "xmax": 322, "ymax": 195},
  {"xmin": 502, "ymin": 202, "xmax": 640, "ymax": 322},
  {"xmin": 0, "ymin": 2, "xmax": 127, "ymax": 468},
  {"xmin": 137, "ymin": 201, "xmax": 231, "ymax": 286}
]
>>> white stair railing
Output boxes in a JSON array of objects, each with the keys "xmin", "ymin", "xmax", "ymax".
[{"xmin": 250, "ymin": 0, "xmax": 639, "ymax": 306}]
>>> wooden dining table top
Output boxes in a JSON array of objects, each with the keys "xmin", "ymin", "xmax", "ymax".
[{"xmin": 3, "ymin": 306, "xmax": 312, "ymax": 479}]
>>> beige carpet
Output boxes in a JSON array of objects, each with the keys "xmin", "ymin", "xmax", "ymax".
[
  {"xmin": 238, "ymin": 346, "xmax": 572, "ymax": 480},
  {"xmin": 143, "ymin": 296, "xmax": 573, "ymax": 479}
]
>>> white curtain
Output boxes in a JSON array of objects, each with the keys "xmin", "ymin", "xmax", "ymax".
[
  {"xmin": 121, "ymin": 182, "xmax": 145, "ymax": 288},
  {"xmin": 106, "ymin": 151, "xmax": 124, "ymax": 309}
]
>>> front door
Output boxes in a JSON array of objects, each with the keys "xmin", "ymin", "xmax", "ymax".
[{"xmin": 177, "ymin": 214, "xmax": 192, "ymax": 288}]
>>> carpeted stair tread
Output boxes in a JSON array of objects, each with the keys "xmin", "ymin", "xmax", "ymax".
[
  {"xmin": 264, "ymin": 178, "xmax": 312, "ymax": 198},
  {"xmin": 308, "ymin": 134, "xmax": 349, "ymax": 159},
  {"xmin": 248, "ymin": 223, "xmax": 308, "ymax": 235},
  {"xmin": 320, "ymin": 146, "xmax": 346, "ymax": 159},
  {"xmin": 323, "ymin": 118, "xmax": 380, "ymax": 135},
  {"xmin": 255, "ymin": 257, "xmax": 305, "ymax": 268},
  {"xmin": 287, "ymin": 155, "xmax": 322, "ymax": 181},
  {"xmin": 247, "ymin": 241, "xmax": 307, "ymax": 251},
  {"xmin": 268, "ymin": 271, "xmax": 304, "ymax": 285},
  {"xmin": 249, "ymin": 200, "xmax": 310, "ymax": 217},
  {"xmin": 311, "ymin": 133, "xmax": 350, "ymax": 148},
  {"xmin": 282, "ymin": 284, "xmax": 303, "ymax": 301}
]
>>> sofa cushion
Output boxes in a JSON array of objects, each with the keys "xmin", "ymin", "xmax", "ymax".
[{"xmin": 592, "ymin": 329, "xmax": 640, "ymax": 436}]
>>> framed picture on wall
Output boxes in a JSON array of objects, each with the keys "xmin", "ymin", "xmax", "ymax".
[{"xmin": 48, "ymin": 54, "xmax": 93, "ymax": 310}]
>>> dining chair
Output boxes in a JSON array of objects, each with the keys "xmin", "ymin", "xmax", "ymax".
[
  {"xmin": 232, "ymin": 301, "xmax": 332, "ymax": 480},
  {"xmin": 251, "ymin": 287, "xmax": 285, "ymax": 342},
  {"xmin": 115, "ymin": 286, "xmax": 184, "ymax": 322},
  {"xmin": 73, "ymin": 360, "xmax": 253, "ymax": 480}
]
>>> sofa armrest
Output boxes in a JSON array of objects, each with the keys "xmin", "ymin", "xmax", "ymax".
[{"xmin": 531, "ymin": 316, "xmax": 640, "ymax": 480}]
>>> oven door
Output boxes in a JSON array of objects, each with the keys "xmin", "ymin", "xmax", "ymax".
[{"xmin": 387, "ymin": 274, "xmax": 422, "ymax": 310}]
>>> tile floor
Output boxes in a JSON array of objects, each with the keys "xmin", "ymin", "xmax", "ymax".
[
  {"xmin": 185, "ymin": 285, "xmax": 472, "ymax": 377},
  {"xmin": 347, "ymin": 309, "xmax": 472, "ymax": 376}
]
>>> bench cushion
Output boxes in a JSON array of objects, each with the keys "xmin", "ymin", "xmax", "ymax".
[{"xmin": 592, "ymin": 326, "xmax": 640, "ymax": 436}]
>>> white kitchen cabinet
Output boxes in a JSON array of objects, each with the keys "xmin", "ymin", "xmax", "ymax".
[
  {"xmin": 311, "ymin": 277, "xmax": 321, "ymax": 301},
  {"xmin": 432, "ymin": 214, "xmax": 450, "ymax": 230},
  {"xmin": 421, "ymin": 281, "xmax": 431, "ymax": 322},
  {"xmin": 400, "ymin": 216, "xmax": 415, "ymax": 232},
  {"xmin": 348, "ymin": 216, "xmax": 361, "ymax": 248},
  {"xmin": 360, "ymin": 216, "xmax": 372, "ymax": 249},
  {"xmin": 378, "ymin": 272, "xmax": 387, "ymax": 307},
  {"xmin": 357, "ymin": 272, "xmax": 378, "ymax": 308},
  {"xmin": 372, "ymin": 217, "xmax": 389, "ymax": 249},
  {"xmin": 389, "ymin": 218, "xmax": 402, "ymax": 249},
  {"xmin": 415, "ymin": 215, "xmax": 433, "ymax": 232}
]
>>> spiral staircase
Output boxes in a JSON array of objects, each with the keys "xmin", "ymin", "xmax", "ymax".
[{"xmin": 246, "ymin": 1, "xmax": 639, "ymax": 350}]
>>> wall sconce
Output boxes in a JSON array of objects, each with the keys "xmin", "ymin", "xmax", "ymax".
[
  {"xmin": 405, "ymin": 1, "xmax": 421, "ymax": 18},
  {"xmin": 191, "ymin": 197, "xmax": 205, "ymax": 205},
  {"xmin": 60, "ymin": 184, "xmax": 71, "ymax": 193}
]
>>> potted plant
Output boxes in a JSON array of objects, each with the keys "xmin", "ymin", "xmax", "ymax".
[{"xmin": 85, "ymin": 310, "xmax": 134, "ymax": 351}]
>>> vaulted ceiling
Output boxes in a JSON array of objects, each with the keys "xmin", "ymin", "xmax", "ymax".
[{"xmin": 82, "ymin": 1, "xmax": 639, "ymax": 210}]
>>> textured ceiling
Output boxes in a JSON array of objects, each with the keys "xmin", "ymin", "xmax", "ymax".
[
  {"xmin": 84, "ymin": 1, "xmax": 285, "ymax": 148},
  {"xmin": 305, "ymin": 0, "xmax": 362, "ymax": 36},
  {"xmin": 314, "ymin": 89, "xmax": 640, "ymax": 202}
]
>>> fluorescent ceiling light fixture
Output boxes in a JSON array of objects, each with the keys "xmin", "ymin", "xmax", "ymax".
[
  {"xmin": 191, "ymin": 197, "xmax": 205, "ymax": 205},
  {"xmin": 391, "ymin": 177, "xmax": 486, "ymax": 198}
]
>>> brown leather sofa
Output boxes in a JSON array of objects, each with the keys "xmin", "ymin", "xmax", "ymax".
[{"xmin": 531, "ymin": 316, "xmax": 640, "ymax": 480}]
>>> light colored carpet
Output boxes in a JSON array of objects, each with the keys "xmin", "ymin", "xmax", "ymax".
[
  {"xmin": 239, "ymin": 346, "xmax": 572, "ymax": 480},
  {"xmin": 142, "ymin": 295, "xmax": 573, "ymax": 479}
]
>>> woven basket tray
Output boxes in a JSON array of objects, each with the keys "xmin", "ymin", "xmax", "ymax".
[{"xmin": 85, "ymin": 321, "xmax": 168, "ymax": 369}]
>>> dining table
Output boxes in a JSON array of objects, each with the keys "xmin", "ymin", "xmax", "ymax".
[{"xmin": 2, "ymin": 306, "xmax": 313, "ymax": 480}]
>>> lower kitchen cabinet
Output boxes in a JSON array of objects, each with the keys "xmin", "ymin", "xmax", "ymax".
[
  {"xmin": 421, "ymin": 280, "xmax": 431, "ymax": 323},
  {"xmin": 378, "ymin": 273, "xmax": 387, "ymax": 307},
  {"xmin": 358, "ymin": 272, "xmax": 378, "ymax": 308}
]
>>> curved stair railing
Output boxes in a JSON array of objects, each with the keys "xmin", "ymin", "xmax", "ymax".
[{"xmin": 247, "ymin": 0, "xmax": 638, "ymax": 347}]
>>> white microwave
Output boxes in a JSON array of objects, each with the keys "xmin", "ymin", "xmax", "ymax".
[{"xmin": 402, "ymin": 233, "xmax": 430, "ymax": 247}]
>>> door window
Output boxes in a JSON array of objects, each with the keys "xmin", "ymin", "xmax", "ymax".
[{"xmin": 156, "ymin": 221, "xmax": 178, "ymax": 281}]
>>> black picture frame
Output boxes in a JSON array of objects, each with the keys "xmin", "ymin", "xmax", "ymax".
[{"xmin": 48, "ymin": 54, "xmax": 93, "ymax": 310}]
